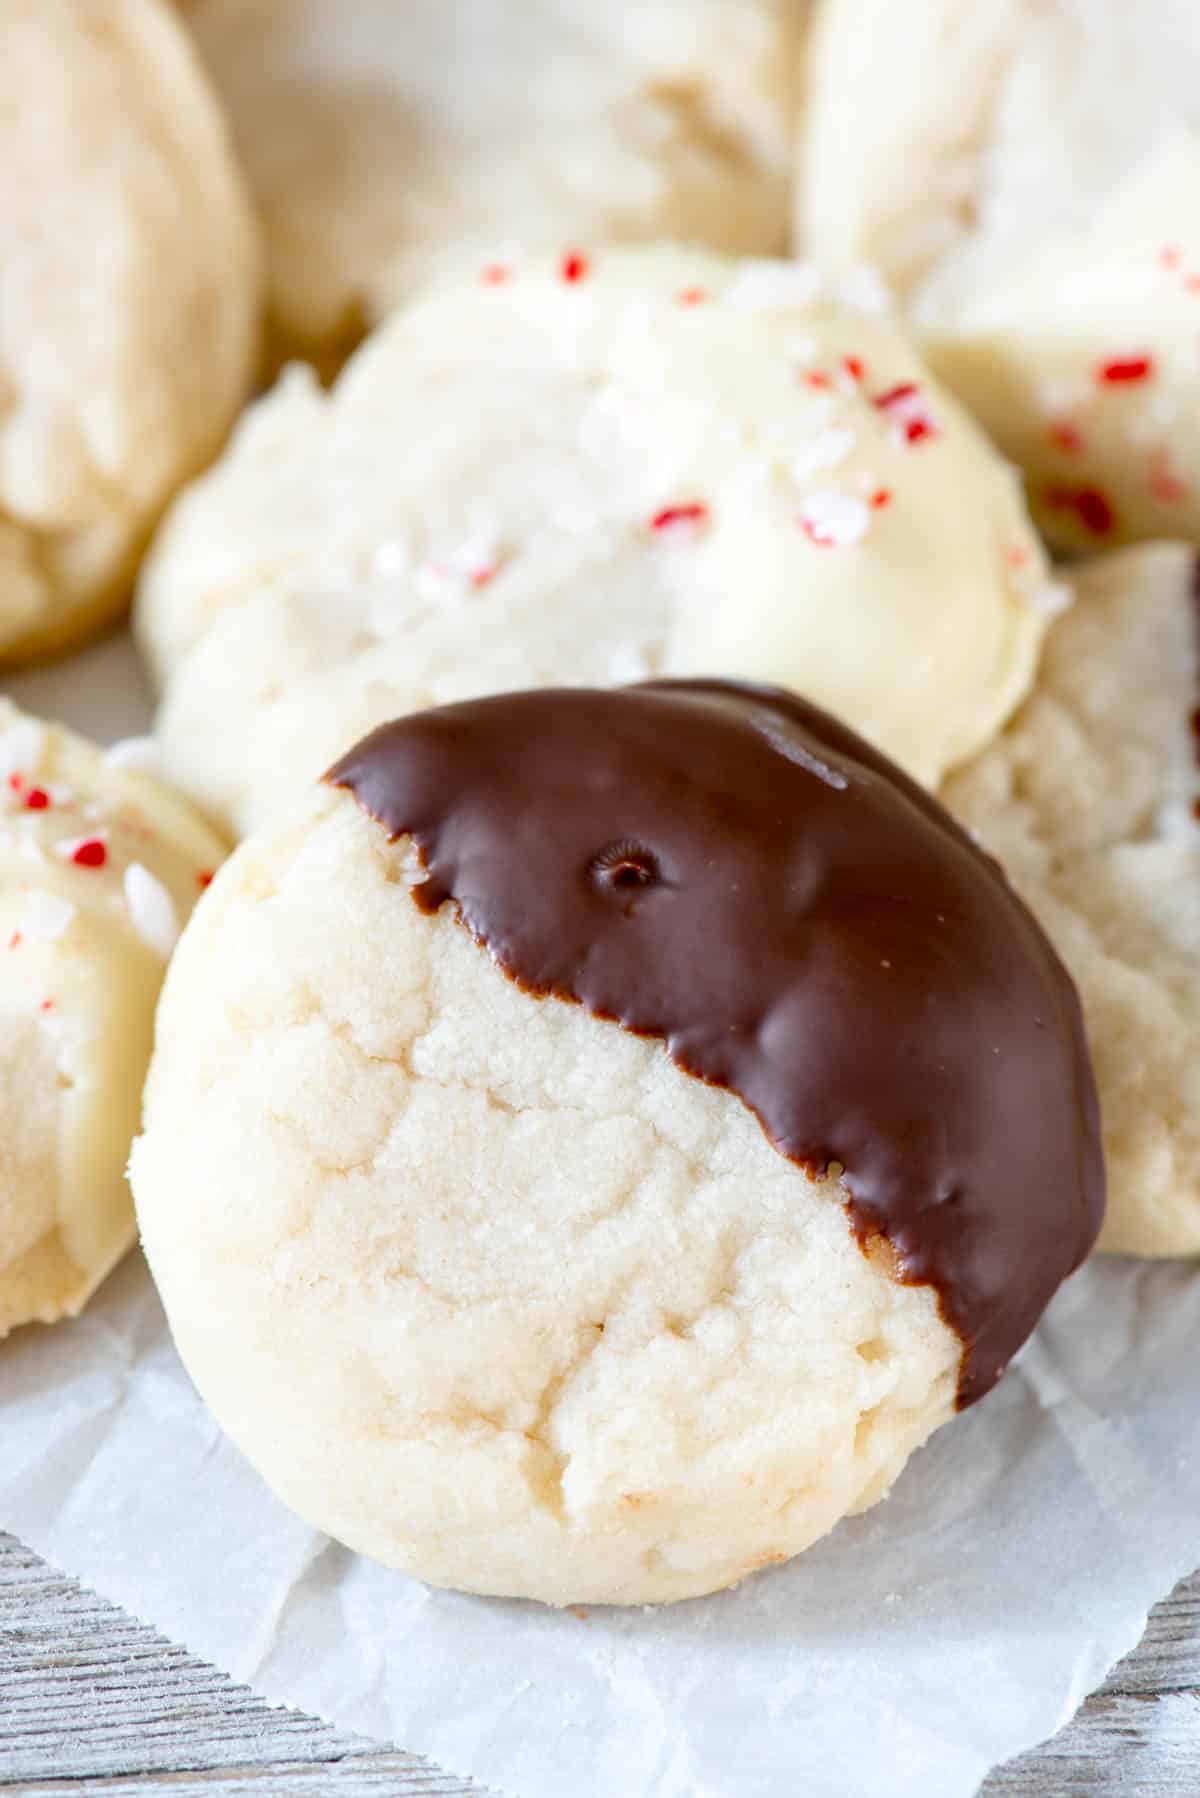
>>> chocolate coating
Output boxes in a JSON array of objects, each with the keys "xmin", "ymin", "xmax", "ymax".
[{"xmin": 328, "ymin": 680, "xmax": 1104, "ymax": 1407}]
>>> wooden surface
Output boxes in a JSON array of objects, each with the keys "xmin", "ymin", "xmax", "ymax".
[{"xmin": 1, "ymin": 1532, "xmax": 1197, "ymax": 1795}]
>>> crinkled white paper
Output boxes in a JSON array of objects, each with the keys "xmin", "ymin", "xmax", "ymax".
[{"xmin": 3, "ymin": 635, "xmax": 1200, "ymax": 1798}]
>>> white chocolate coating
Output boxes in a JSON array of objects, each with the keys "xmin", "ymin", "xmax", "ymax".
[
  {"xmin": 926, "ymin": 140, "xmax": 1200, "ymax": 551},
  {"xmin": 0, "ymin": 702, "xmax": 226, "ymax": 1335},
  {"xmin": 137, "ymin": 245, "xmax": 1051, "ymax": 836}
]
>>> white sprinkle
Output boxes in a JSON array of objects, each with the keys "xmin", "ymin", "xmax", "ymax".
[
  {"xmin": 1022, "ymin": 580, "xmax": 1074, "ymax": 619},
  {"xmin": 799, "ymin": 490, "xmax": 871, "ymax": 548},
  {"xmin": 105, "ymin": 736, "xmax": 161, "ymax": 775},
  {"xmin": 123, "ymin": 864, "xmax": 180, "ymax": 958},
  {"xmin": 728, "ymin": 260, "xmax": 823, "ymax": 313},
  {"xmin": 0, "ymin": 716, "xmax": 46, "ymax": 784},
  {"xmin": 832, "ymin": 265, "xmax": 893, "ymax": 315},
  {"xmin": 791, "ymin": 428, "xmax": 856, "ymax": 482},
  {"xmin": 18, "ymin": 892, "xmax": 76, "ymax": 941}
]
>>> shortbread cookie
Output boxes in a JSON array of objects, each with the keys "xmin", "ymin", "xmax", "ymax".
[
  {"xmin": 132, "ymin": 681, "xmax": 1102, "ymax": 1606},
  {"xmin": 799, "ymin": 0, "xmax": 1200, "ymax": 322},
  {"xmin": 0, "ymin": 703, "xmax": 225, "ymax": 1336},
  {"xmin": 182, "ymin": 0, "xmax": 806, "ymax": 370},
  {"xmin": 0, "ymin": 0, "xmax": 260, "ymax": 666},
  {"xmin": 944, "ymin": 543, "xmax": 1200, "ymax": 1257},
  {"xmin": 925, "ymin": 141, "xmax": 1200, "ymax": 552},
  {"xmin": 136, "ymin": 245, "xmax": 1052, "ymax": 837}
]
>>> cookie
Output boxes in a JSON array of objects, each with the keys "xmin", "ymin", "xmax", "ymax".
[
  {"xmin": 131, "ymin": 681, "xmax": 1101, "ymax": 1606},
  {"xmin": 944, "ymin": 543, "xmax": 1200, "ymax": 1257},
  {"xmin": 798, "ymin": 0, "xmax": 1200, "ymax": 322},
  {"xmin": 0, "ymin": 0, "xmax": 260, "ymax": 667},
  {"xmin": 925, "ymin": 141, "xmax": 1200, "ymax": 552},
  {"xmin": 0, "ymin": 703, "xmax": 225, "ymax": 1337},
  {"xmin": 136, "ymin": 245, "xmax": 1053, "ymax": 838},
  {"xmin": 181, "ymin": 0, "xmax": 806, "ymax": 371}
]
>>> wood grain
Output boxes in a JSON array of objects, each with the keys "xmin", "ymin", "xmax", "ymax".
[{"xmin": 1, "ymin": 1532, "xmax": 1196, "ymax": 1795}]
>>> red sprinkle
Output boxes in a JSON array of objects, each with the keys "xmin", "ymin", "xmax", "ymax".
[
  {"xmin": 481, "ymin": 263, "xmax": 510, "ymax": 285},
  {"xmin": 842, "ymin": 355, "xmax": 866, "ymax": 383},
  {"xmin": 1048, "ymin": 421, "xmax": 1083, "ymax": 454},
  {"xmin": 869, "ymin": 488, "xmax": 892, "ymax": 509},
  {"xmin": 1160, "ymin": 245, "xmax": 1183, "ymax": 270},
  {"xmin": 1187, "ymin": 275, "xmax": 1200, "ymax": 294},
  {"xmin": 677, "ymin": 287, "xmax": 707, "ymax": 306},
  {"xmin": 1007, "ymin": 545, "xmax": 1029, "ymax": 568},
  {"xmin": 561, "ymin": 251, "xmax": 589, "ymax": 284},
  {"xmin": 873, "ymin": 381, "xmax": 938, "ymax": 444},
  {"xmin": 71, "ymin": 838, "xmax": 107, "ymax": 869},
  {"xmin": 470, "ymin": 565, "xmax": 496, "ymax": 589},
  {"xmin": 1149, "ymin": 460, "xmax": 1188, "ymax": 504},
  {"xmin": 40, "ymin": 999, "xmax": 54, "ymax": 1013},
  {"xmin": 7, "ymin": 931, "xmax": 21, "ymax": 950},
  {"xmin": 1046, "ymin": 485, "xmax": 1115, "ymax": 536},
  {"xmin": 650, "ymin": 503, "xmax": 710, "ymax": 533},
  {"xmin": 1098, "ymin": 356, "xmax": 1154, "ymax": 385},
  {"xmin": 7, "ymin": 772, "xmax": 22, "ymax": 792},
  {"xmin": 803, "ymin": 371, "xmax": 831, "ymax": 389},
  {"xmin": 196, "ymin": 870, "xmax": 214, "ymax": 889},
  {"xmin": 23, "ymin": 787, "xmax": 50, "ymax": 811}
]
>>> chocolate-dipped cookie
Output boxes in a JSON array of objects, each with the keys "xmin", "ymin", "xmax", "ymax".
[{"xmin": 132, "ymin": 682, "xmax": 1102, "ymax": 1605}]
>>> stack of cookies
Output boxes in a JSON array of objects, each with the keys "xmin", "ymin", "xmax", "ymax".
[{"xmin": 3, "ymin": 0, "xmax": 1198, "ymax": 1609}]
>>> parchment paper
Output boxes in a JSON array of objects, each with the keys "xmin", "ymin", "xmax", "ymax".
[{"xmin": 3, "ymin": 633, "xmax": 1200, "ymax": 1798}]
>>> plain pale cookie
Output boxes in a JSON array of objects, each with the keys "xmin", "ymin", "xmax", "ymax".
[
  {"xmin": 131, "ymin": 682, "xmax": 1101, "ymax": 1606},
  {"xmin": 944, "ymin": 543, "xmax": 1200, "ymax": 1257},
  {"xmin": 0, "ymin": 703, "xmax": 226, "ymax": 1336},
  {"xmin": 0, "ymin": 0, "xmax": 260, "ymax": 666},
  {"xmin": 926, "ymin": 140, "xmax": 1200, "ymax": 552},
  {"xmin": 136, "ymin": 245, "xmax": 1053, "ymax": 837},
  {"xmin": 182, "ymin": 0, "xmax": 806, "ymax": 370},
  {"xmin": 798, "ymin": 0, "xmax": 1200, "ymax": 322}
]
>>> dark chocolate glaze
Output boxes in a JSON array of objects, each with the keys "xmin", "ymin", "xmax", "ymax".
[{"xmin": 328, "ymin": 681, "xmax": 1104, "ymax": 1407}]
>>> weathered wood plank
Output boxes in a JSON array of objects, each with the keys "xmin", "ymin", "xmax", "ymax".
[{"xmin": 2, "ymin": 1532, "xmax": 1197, "ymax": 1795}]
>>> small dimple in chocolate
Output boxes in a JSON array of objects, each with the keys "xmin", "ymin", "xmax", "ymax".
[{"xmin": 328, "ymin": 680, "xmax": 1105, "ymax": 1408}]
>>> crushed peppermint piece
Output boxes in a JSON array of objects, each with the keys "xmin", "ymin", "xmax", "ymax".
[
  {"xmin": 1048, "ymin": 421, "xmax": 1083, "ymax": 453},
  {"xmin": 873, "ymin": 382, "xmax": 938, "ymax": 444},
  {"xmin": 727, "ymin": 260, "xmax": 822, "ymax": 313},
  {"xmin": 1098, "ymin": 356, "xmax": 1154, "ymax": 385},
  {"xmin": 1046, "ymin": 485, "xmax": 1115, "ymax": 536},
  {"xmin": 18, "ymin": 893, "xmax": 76, "ymax": 941},
  {"xmin": 1149, "ymin": 455, "xmax": 1189, "ymax": 503},
  {"xmin": 0, "ymin": 716, "xmax": 46, "ymax": 785},
  {"xmin": 105, "ymin": 736, "xmax": 162, "ymax": 775},
  {"xmin": 791, "ymin": 429, "xmax": 855, "ymax": 481},
  {"xmin": 676, "ymin": 287, "xmax": 707, "ymax": 306},
  {"xmin": 649, "ymin": 503, "xmax": 710, "ymax": 535},
  {"xmin": 799, "ymin": 490, "xmax": 871, "ymax": 548},
  {"xmin": 58, "ymin": 834, "xmax": 109, "ymax": 869},
  {"xmin": 124, "ymin": 863, "xmax": 181, "ymax": 958},
  {"xmin": 561, "ymin": 251, "xmax": 589, "ymax": 283}
]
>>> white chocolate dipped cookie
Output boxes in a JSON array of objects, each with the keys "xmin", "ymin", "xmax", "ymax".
[
  {"xmin": 0, "ymin": 702, "xmax": 225, "ymax": 1336},
  {"xmin": 132, "ymin": 683, "xmax": 1101, "ymax": 1606},
  {"xmin": 926, "ymin": 141, "xmax": 1200, "ymax": 552},
  {"xmin": 0, "ymin": 0, "xmax": 260, "ymax": 666},
  {"xmin": 137, "ymin": 245, "xmax": 1054, "ymax": 838},
  {"xmin": 181, "ymin": 0, "xmax": 806, "ymax": 370},
  {"xmin": 798, "ymin": 0, "xmax": 1200, "ymax": 324},
  {"xmin": 944, "ymin": 543, "xmax": 1200, "ymax": 1257}
]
